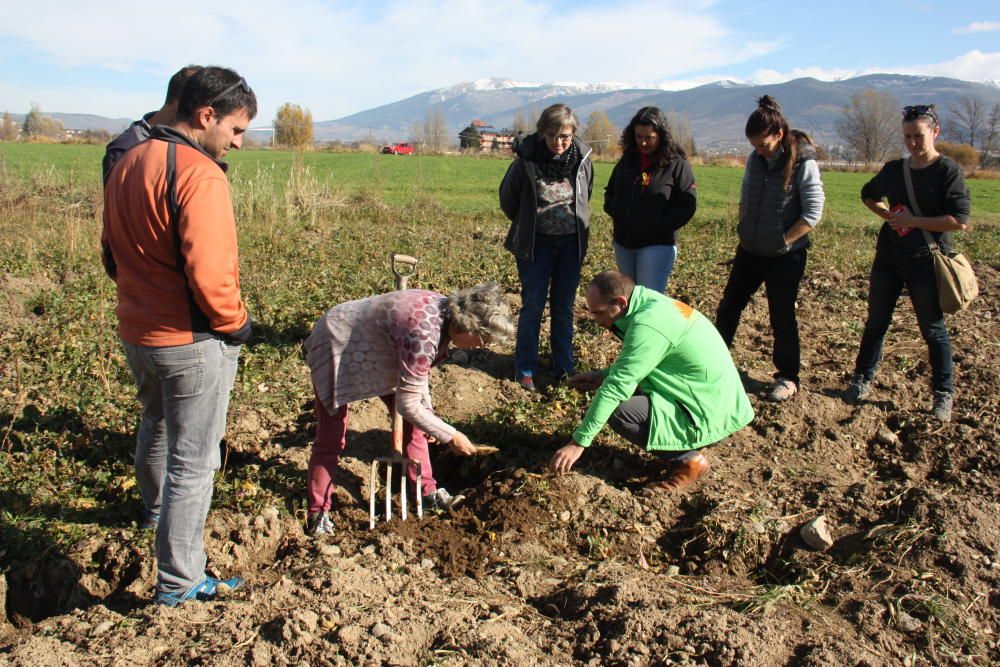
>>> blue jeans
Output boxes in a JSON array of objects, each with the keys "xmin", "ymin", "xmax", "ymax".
[
  {"xmin": 123, "ymin": 337, "xmax": 241, "ymax": 596},
  {"xmin": 613, "ymin": 242, "xmax": 678, "ymax": 294},
  {"xmin": 515, "ymin": 234, "xmax": 582, "ymax": 378},
  {"xmin": 853, "ymin": 253, "xmax": 952, "ymax": 393}
]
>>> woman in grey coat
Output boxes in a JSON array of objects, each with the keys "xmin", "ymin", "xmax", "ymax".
[{"xmin": 499, "ymin": 104, "xmax": 593, "ymax": 392}]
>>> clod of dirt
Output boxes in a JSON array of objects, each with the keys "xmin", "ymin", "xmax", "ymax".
[
  {"xmin": 800, "ymin": 515, "xmax": 834, "ymax": 550},
  {"xmin": 371, "ymin": 622, "xmax": 392, "ymax": 639},
  {"xmin": 897, "ymin": 611, "xmax": 923, "ymax": 633},
  {"xmin": 875, "ymin": 428, "xmax": 901, "ymax": 446}
]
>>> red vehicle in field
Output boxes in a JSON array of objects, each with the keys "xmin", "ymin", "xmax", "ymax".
[{"xmin": 381, "ymin": 142, "xmax": 414, "ymax": 155}]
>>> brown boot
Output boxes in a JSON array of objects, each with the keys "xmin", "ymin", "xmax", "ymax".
[{"xmin": 644, "ymin": 452, "xmax": 710, "ymax": 493}]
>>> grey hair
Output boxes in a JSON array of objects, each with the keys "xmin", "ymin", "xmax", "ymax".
[
  {"xmin": 446, "ymin": 282, "xmax": 514, "ymax": 343},
  {"xmin": 536, "ymin": 103, "xmax": 579, "ymax": 135}
]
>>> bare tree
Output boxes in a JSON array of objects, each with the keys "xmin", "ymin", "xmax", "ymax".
[
  {"xmin": 977, "ymin": 102, "xmax": 1000, "ymax": 168},
  {"xmin": 21, "ymin": 103, "xmax": 65, "ymax": 140},
  {"xmin": 422, "ymin": 106, "xmax": 449, "ymax": 153},
  {"xmin": 582, "ymin": 111, "xmax": 618, "ymax": 158},
  {"xmin": 1, "ymin": 111, "xmax": 18, "ymax": 141},
  {"xmin": 944, "ymin": 96, "xmax": 986, "ymax": 148},
  {"xmin": 512, "ymin": 110, "xmax": 531, "ymax": 135},
  {"xmin": 666, "ymin": 110, "xmax": 697, "ymax": 156},
  {"xmin": 836, "ymin": 90, "xmax": 900, "ymax": 165}
]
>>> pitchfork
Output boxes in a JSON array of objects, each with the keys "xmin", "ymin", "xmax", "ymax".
[{"xmin": 370, "ymin": 253, "xmax": 423, "ymax": 529}]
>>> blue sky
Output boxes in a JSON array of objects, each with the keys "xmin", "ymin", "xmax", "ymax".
[{"xmin": 0, "ymin": 0, "xmax": 996, "ymax": 124}]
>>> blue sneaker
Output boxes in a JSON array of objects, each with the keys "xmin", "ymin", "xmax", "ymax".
[{"xmin": 155, "ymin": 576, "xmax": 244, "ymax": 607}]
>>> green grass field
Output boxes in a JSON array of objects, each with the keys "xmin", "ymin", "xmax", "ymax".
[{"xmin": 3, "ymin": 143, "xmax": 999, "ymax": 225}]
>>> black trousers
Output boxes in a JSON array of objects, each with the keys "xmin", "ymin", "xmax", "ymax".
[{"xmin": 714, "ymin": 245, "xmax": 807, "ymax": 385}]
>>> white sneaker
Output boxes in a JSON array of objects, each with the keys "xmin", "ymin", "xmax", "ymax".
[
  {"xmin": 307, "ymin": 511, "xmax": 334, "ymax": 536},
  {"xmin": 767, "ymin": 377, "xmax": 798, "ymax": 402},
  {"xmin": 423, "ymin": 488, "xmax": 466, "ymax": 511}
]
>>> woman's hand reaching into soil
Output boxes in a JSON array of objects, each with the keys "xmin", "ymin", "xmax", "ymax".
[{"xmin": 447, "ymin": 432, "xmax": 477, "ymax": 456}]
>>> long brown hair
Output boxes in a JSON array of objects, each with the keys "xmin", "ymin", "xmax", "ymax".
[{"xmin": 745, "ymin": 95, "xmax": 813, "ymax": 190}]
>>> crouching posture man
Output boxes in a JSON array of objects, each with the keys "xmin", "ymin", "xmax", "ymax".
[
  {"xmin": 549, "ymin": 271, "xmax": 754, "ymax": 491},
  {"xmin": 102, "ymin": 66, "xmax": 257, "ymax": 605}
]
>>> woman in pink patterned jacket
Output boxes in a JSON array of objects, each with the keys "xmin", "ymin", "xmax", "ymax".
[{"xmin": 304, "ymin": 283, "xmax": 514, "ymax": 535}]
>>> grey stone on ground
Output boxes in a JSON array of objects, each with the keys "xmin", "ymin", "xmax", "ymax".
[{"xmin": 800, "ymin": 515, "xmax": 835, "ymax": 550}]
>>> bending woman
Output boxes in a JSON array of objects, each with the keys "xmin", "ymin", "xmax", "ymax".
[
  {"xmin": 844, "ymin": 104, "xmax": 971, "ymax": 421},
  {"xmin": 714, "ymin": 95, "xmax": 825, "ymax": 403},
  {"xmin": 604, "ymin": 106, "xmax": 696, "ymax": 293},
  {"xmin": 304, "ymin": 283, "xmax": 514, "ymax": 534},
  {"xmin": 500, "ymin": 103, "xmax": 594, "ymax": 392}
]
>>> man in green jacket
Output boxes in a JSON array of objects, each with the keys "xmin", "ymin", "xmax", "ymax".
[{"xmin": 549, "ymin": 271, "xmax": 754, "ymax": 491}]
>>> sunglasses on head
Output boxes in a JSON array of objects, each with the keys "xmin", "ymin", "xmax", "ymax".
[
  {"xmin": 902, "ymin": 105, "xmax": 938, "ymax": 122},
  {"xmin": 207, "ymin": 77, "xmax": 250, "ymax": 107}
]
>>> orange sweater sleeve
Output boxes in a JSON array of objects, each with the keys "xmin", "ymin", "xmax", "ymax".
[{"xmin": 174, "ymin": 160, "xmax": 248, "ymax": 335}]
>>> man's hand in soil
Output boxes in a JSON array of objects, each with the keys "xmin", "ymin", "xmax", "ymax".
[
  {"xmin": 447, "ymin": 432, "xmax": 477, "ymax": 456},
  {"xmin": 565, "ymin": 371, "xmax": 604, "ymax": 392},
  {"xmin": 549, "ymin": 443, "xmax": 585, "ymax": 474}
]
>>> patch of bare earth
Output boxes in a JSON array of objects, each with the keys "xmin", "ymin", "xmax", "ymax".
[{"xmin": 1, "ymin": 266, "xmax": 998, "ymax": 665}]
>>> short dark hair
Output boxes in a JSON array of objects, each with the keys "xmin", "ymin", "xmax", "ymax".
[
  {"xmin": 589, "ymin": 270, "xmax": 635, "ymax": 301},
  {"xmin": 164, "ymin": 65, "xmax": 202, "ymax": 105},
  {"xmin": 176, "ymin": 66, "xmax": 258, "ymax": 122}
]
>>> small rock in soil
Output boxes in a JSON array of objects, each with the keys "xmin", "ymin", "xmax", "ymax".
[
  {"xmin": 92, "ymin": 620, "xmax": 114, "ymax": 636},
  {"xmin": 666, "ymin": 565, "xmax": 681, "ymax": 576},
  {"xmin": 897, "ymin": 611, "xmax": 923, "ymax": 632},
  {"xmin": 420, "ymin": 558, "xmax": 434, "ymax": 569},
  {"xmin": 800, "ymin": 515, "xmax": 834, "ymax": 550},
  {"xmin": 371, "ymin": 622, "xmax": 392, "ymax": 639},
  {"xmin": 875, "ymin": 428, "xmax": 900, "ymax": 446}
]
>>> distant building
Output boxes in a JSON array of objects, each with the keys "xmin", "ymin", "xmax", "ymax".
[{"xmin": 459, "ymin": 119, "xmax": 515, "ymax": 153}]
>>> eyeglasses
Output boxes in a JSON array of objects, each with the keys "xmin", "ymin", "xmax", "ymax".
[
  {"xmin": 207, "ymin": 77, "xmax": 250, "ymax": 107},
  {"xmin": 546, "ymin": 132, "xmax": 573, "ymax": 143},
  {"xmin": 902, "ymin": 105, "xmax": 938, "ymax": 123}
]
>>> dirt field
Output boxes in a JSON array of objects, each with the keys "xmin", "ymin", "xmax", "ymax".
[{"xmin": 1, "ymin": 259, "xmax": 997, "ymax": 666}]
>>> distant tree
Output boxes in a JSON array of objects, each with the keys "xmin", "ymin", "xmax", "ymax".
[
  {"xmin": 273, "ymin": 103, "xmax": 314, "ymax": 149},
  {"xmin": 458, "ymin": 123, "xmax": 481, "ymax": 150},
  {"xmin": 976, "ymin": 102, "xmax": 1000, "ymax": 168},
  {"xmin": 582, "ymin": 111, "xmax": 618, "ymax": 158},
  {"xmin": 1, "ymin": 111, "xmax": 18, "ymax": 141},
  {"xmin": 423, "ymin": 106, "xmax": 449, "ymax": 153},
  {"xmin": 836, "ymin": 90, "xmax": 900, "ymax": 164},
  {"xmin": 512, "ymin": 110, "xmax": 531, "ymax": 135},
  {"xmin": 936, "ymin": 141, "xmax": 979, "ymax": 171},
  {"xmin": 21, "ymin": 103, "xmax": 65, "ymax": 140},
  {"xmin": 666, "ymin": 110, "xmax": 697, "ymax": 157},
  {"xmin": 408, "ymin": 119, "xmax": 424, "ymax": 146},
  {"xmin": 943, "ymin": 96, "xmax": 986, "ymax": 148}
]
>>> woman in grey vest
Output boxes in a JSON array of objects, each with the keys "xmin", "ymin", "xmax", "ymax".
[
  {"xmin": 714, "ymin": 96, "xmax": 825, "ymax": 402},
  {"xmin": 843, "ymin": 105, "xmax": 970, "ymax": 421}
]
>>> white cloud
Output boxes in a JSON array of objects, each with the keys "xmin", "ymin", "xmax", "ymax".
[
  {"xmin": 953, "ymin": 21, "xmax": 1000, "ymax": 34},
  {"xmin": 0, "ymin": 0, "xmax": 778, "ymax": 119}
]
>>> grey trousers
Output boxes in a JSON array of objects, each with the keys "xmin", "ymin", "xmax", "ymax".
[
  {"xmin": 608, "ymin": 395, "xmax": 699, "ymax": 462},
  {"xmin": 122, "ymin": 337, "xmax": 241, "ymax": 595}
]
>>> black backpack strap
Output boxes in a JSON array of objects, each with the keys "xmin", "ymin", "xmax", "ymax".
[{"xmin": 166, "ymin": 142, "xmax": 184, "ymax": 269}]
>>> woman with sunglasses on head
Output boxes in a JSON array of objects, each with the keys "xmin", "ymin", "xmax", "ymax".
[
  {"xmin": 500, "ymin": 104, "xmax": 594, "ymax": 392},
  {"xmin": 844, "ymin": 105, "xmax": 971, "ymax": 421},
  {"xmin": 604, "ymin": 106, "xmax": 697, "ymax": 294},
  {"xmin": 715, "ymin": 96, "xmax": 826, "ymax": 403}
]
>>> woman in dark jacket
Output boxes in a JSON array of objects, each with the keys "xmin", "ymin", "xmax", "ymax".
[
  {"xmin": 714, "ymin": 96, "xmax": 825, "ymax": 403},
  {"xmin": 500, "ymin": 103, "xmax": 594, "ymax": 392},
  {"xmin": 844, "ymin": 104, "xmax": 971, "ymax": 421},
  {"xmin": 605, "ymin": 106, "xmax": 696, "ymax": 294}
]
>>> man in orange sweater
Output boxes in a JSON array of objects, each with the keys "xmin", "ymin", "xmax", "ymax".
[{"xmin": 103, "ymin": 66, "xmax": 256, "ymax": 607}]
